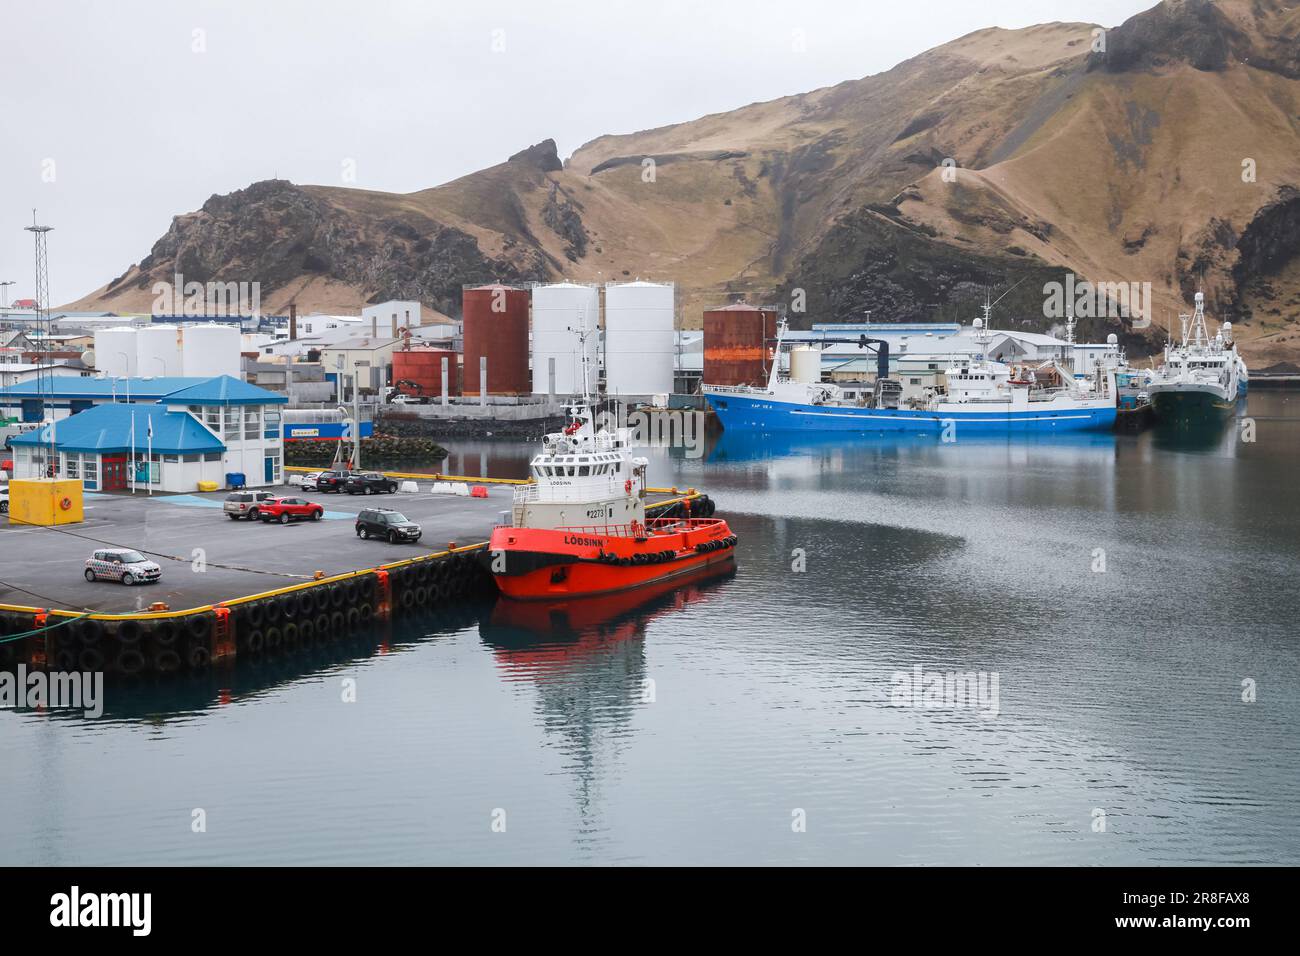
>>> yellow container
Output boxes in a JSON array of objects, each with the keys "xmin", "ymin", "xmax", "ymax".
[
  {"xmin": 197, "ymin": 480, "xmax": 219, "ymax": 492},
  {"xmin": 6, "ymin": 478, "xmax": 85, "ymax": 526}
]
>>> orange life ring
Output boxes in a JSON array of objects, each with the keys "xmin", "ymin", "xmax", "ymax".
[
  {"xmin": 624, "ymin": 479, "xmax": 633, "ymax": 494},
  {"xmin": 59, "ymin": 496, "xmax": 72, "ymax": 511}
]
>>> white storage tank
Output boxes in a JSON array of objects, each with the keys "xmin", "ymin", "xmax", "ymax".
[
  {"xmin": 181, "ymin": 324, "xmax": 242, "ymax": 378},
  {"xmin": 604, "ymin": 281, "xmax": 675, "ymax": 396},
  {"xmin": 790, "ymin": 346, "xmax": 822, "ymax": 384},
  {"xmin": 531, "ymin": 282, "xmax": 600, "ymax": 396},
  {"xmin": 135, "ymin": 325, "xmax": 183, "ymax": 378},
  {"xmin": 94, "ymin": 327, "xmax": 139, "ymax": 378}
]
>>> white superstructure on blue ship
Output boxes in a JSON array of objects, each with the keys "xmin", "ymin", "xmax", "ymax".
[{"xmin": 704, "ymin": 311, "xmax": 1117, "ymax": 435}]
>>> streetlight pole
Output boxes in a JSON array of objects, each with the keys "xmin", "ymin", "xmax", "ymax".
[{"xmin": 0, "ymin": 281, "xmax": 14, "ymax": 308}]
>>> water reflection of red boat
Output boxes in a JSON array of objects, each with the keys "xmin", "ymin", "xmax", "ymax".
[{"xmin": 482, "ymin": 557, "xmax": 736, "ymax": 665}]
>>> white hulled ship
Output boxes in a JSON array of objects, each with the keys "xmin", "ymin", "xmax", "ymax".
[{"xmin": 1147, "ymin": 292, "xmax": 1246, "ymax": 424}]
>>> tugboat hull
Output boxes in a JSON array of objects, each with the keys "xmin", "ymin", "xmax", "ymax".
[{"xmin": 488, "ymin": 519, "xmax": 737, "ymax": 600}]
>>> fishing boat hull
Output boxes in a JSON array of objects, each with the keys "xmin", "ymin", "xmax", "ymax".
[
  {"xmin": 1149, "ymin": 384, "xmax": 1236, "ymax": 424},
  {"xmin": 487, "ymin": 519, "xmax": 737, "ymax": 600},
  {"xmin": 706, "ymin": 391, "xmax": 1116, "ymax": 433}
]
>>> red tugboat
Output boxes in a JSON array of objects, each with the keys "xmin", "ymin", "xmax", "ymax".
[{"xmin": 487, "ymin": 401, "xmax": 737, "ymax": 600}]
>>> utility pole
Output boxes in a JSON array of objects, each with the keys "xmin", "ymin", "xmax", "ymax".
[
  {"xmin": 25, "ymin": 213, "xmax": 54, "ymax": 477},
  {"xmin": 0, "ymin": 280, "xmax": 14, "ymax": 308}
]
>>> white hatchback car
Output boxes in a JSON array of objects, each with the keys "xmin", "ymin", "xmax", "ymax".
[
  {"xmin": 288, "ymin": 471, "xmax": 323, "ymax": 490},
  {"xmin": 84, "ymin": 548, "xmax": 162, "ymax": 585}
]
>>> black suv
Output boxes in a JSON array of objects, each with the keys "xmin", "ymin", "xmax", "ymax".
[
  {"xmin": 356, "ymin": 508, "xmax": 421, "ymax": 543},
  {"xmin": 344, "ymin": 472, "xmax": 398, "ymax": 495},
  {"xmin": 315, "ymin": 470, "xmax": 352, "ymax": 493}
]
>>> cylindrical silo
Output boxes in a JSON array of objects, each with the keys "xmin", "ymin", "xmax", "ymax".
[
  {"xmin": 604, "ymin": 281, "xmax": 675, "ymax": 396},
  {"xmin": 94, "ymin": 327, "xmax": 139, "ymax": 378},
  {"xmin": 393, "ymin": 348, "xmax": 459, "ymax": 397},
  {"xmin": 789, "ymin": 346, "xmax": 822, "ymax": 384},
  {"xmin": 703, "ymin": 303, "xmax": 778, "ymax": 387},
  {"xmin": 463, "ymin": 284, "xmax": 530, "ymax": 395},
  {"xmin": 531, "ymin": 282, "xmax": 600, "ymax": 397},
  {"xmin": 181, "ymin": 324, "xmax": 242, "ymax": 378},
  {"xmin": 135, "ymin": 325, "xmax": 183, "ymax": 378}
]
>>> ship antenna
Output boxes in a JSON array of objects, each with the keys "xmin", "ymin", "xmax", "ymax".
[{"xmin": 568, "ymin": 303, "xmax": 594, "ymax": 406}]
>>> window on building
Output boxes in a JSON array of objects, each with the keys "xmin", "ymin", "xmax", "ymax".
[
  {"xmin": 224, "ymin": 406, "xmax": 239, "ymax": 440},
  {"xmin": 244, "ymin": 407, "xmax": 260, "ymax": 440},
  {"xmin": 83, "ymin": 456, "xmax": 98, "ymax": 487},
  {"xmin": 164, "ymin": 455, "xmax": 179, "ymax": 464},
  {"xmin": 183, "ymin": 454, "xmax": 200, "ymax": 463},
  {"xmin": 204, "ymin": 407, "xmax": 220, "ymax": 432},
  {"xmin": 64, "ymin": 454, "xmax": 79, "ymax": 479},
  {"xmin": 204, "ymin": 452, "xmax": 221, "ymax": 462}
]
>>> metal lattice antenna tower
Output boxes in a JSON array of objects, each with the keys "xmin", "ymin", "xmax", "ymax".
[{"xmin": 25, "ymin": 212, "xmax": 54, "ymax": 469}]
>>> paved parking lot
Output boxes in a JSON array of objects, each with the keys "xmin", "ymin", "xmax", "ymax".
[{"xmin": 0, "ymin": 483, "xmax": 512, "ymax": 613}]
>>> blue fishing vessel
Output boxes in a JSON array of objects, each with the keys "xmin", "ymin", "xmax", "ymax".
[{"xmin": 704, "ymin": 311, "xmax": 1117, "ymax": 435}]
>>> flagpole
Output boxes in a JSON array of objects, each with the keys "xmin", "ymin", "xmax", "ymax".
[
  {"xmin": 146, "ymin": 413, "xmax": 153, "ymax": 496},
  {"xmin": 130, "ymin": 412, "xmax": 136, "ymax": 494}
]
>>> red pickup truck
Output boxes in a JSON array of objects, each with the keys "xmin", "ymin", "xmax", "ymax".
[{"xmin": 258, "ymin": 496, "xmax": 325, "ymax": 524}]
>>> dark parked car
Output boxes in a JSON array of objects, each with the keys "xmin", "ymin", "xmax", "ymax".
[
  {"xmin": 223, "ymin": 490, "xmax": 277, "ymax": 520},
  {"xmin": 344, "ymin": 472, "xmax": 398, "ymax": 495},
  {"xmin": 355, "ymin": 508, "xmax": 421, "ymax": 543},
  {"xmin": 314, "ymin": 470, "xmax": 353, "ymax": 493}
]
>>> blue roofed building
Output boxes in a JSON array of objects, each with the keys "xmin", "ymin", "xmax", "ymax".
[{"xmin": 1, "ymin": 375, "xmax": 288, "ymax": 491}]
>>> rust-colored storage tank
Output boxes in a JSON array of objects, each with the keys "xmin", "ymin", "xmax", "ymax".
[
  {"xmin": 703, "ymin": 303, "xmax": 778, "ymax": 387},
  {"xmin": 393, "ymin": 348, "xmax": 459, "ymax": 397},
  {"xmin": 463, "ymin": 283, "xmax": 530, "ymax": 395}
]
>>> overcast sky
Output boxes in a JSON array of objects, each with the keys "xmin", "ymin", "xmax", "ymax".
[{"xmin": 2, "ymin": 0, "xmax": 1155, "ymax": 306}]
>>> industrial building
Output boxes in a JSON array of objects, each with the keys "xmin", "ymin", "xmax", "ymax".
[{"xmin": 2, "ymin": 375, "xmax": 287, "ymax": 491}]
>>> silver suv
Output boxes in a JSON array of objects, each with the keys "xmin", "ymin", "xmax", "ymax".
[{"xmin": 223, "ymin": 490, "xmax": 276, "ymax": 521}]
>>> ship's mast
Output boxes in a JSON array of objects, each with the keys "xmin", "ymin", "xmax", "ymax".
[
  {"xmin": 1186, "ymin": 291, "xmax": 1210, "ymax": 350},
  {"xmin": 768, "ymin": 318, "xmax": 788, "ymax": 390},
  {"xmin": 568, "ymin": 305, "xmax": 595, "ymax": 407}
]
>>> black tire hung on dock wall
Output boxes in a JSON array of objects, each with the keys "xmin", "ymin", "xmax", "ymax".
[
  {"xmin": 264, "ymin": 626, "xmax": 283, "ymax": 651},
  {"xmin": 117, "ymin": 648, "xmax": 146, "ymax": 676},
  {"xmin": 154, "ymin": 647, "xmax": 181, "ymax": 673},
  {"xmin": 151, "ymin": 619, "xmax": 177, "ymax": 648},
  {"xmin": 187, "ymin": 643, "xmax": 211, "ymax": 669},
  {"xmin": 187, "ymin": 613, "xmax": 212, "ymax": 642}
]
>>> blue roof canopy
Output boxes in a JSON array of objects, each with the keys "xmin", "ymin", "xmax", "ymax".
[
  {"xmin": 0, "ymin": 374, "xmax": 286, "ymax": 405},
  {"xmin": 9, "ymin": 404, "xmax": 226, "ymax": 455}
]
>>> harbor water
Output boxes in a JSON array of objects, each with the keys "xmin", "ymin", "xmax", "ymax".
[{"xmin": 3, "ymin": 392, "xmax": 1299, "ymax": 865}]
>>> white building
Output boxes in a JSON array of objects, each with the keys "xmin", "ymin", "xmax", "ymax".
[
  {"xmin": 2, "ymin": 375, "xmax": 287, "ymax": 491},
  {"xmin": 362, "ymin": 300, "xmax": 422, "ymax": 334}
]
